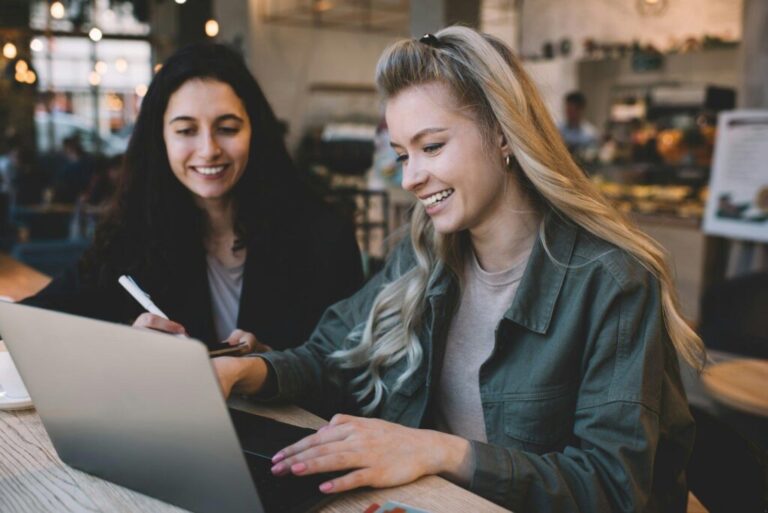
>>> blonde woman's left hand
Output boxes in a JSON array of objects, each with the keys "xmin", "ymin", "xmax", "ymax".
[
  {"xmin": 223, "ymin": 329, "xmax": 272, "ymax": 355},
  {"xmin": 269, "ymin": 414, "xmax": 473, "ymax": 493}
]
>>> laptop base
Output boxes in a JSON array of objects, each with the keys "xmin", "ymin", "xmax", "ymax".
[{"xmin": 229, "ymin": 409, "xmax": 338, "ymax": 513}]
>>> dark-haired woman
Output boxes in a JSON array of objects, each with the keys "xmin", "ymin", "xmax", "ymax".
[{"xmin": 24, "ymin": 43, "xmax": 363, "ymax": 355}]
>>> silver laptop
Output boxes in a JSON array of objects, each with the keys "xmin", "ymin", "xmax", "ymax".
[{"xmin": 0, "ymin": 301, "xmax": 330, "ymax": 513}]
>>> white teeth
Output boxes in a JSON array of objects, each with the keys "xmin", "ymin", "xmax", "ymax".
[
  {"xmin": 421, "ymin": 188, "xmax": 454, "ymax": 207},
  {"xmin": 195, "ymin": 165, "xmax": 225, "ymax": 175}
]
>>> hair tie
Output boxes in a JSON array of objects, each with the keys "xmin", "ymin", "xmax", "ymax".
[{"xmin": 419, "ymin": 33, "xmax": 440, "ymax": 47}]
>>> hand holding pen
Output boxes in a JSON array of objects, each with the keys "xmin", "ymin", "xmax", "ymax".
[
  {"xmin": 118, "ymin": 275, "xmax": 189, "ymax": 336},
  {"xmin": 118, "ymin": 275, "xmax": 267, "ymax": 355}
]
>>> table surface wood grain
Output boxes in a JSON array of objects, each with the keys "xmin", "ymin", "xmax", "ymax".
[{"xmin": 0, "ymin": 253, "xmax": 51, "ymax": 301}]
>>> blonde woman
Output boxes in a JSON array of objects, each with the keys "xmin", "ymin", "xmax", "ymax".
[{"xmin": 214, "ymin": 27, "xmax": 704, "ymax": 512}]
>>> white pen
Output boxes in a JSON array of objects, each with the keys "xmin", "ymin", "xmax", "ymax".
[{"xmin": 118, "ymin": 275, "xmax": 169, "ymax": 320}]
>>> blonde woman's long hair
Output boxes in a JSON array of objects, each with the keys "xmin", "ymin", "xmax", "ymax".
[{"xmin": 332, "ymin": 26, "xmax": 705, "ymax": 414}]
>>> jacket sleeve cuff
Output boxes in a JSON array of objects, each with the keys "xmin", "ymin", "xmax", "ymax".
[
  {"xmin": 242, "ymin": 356, "xmax": 278, "ymax": 400},
  {"xmin": 468, "ymin": 440, "xmax": 521, "ymax": 508},
  {"xmin": 246, "ymin": 351, "xmax": 298, "ymax": 402}
]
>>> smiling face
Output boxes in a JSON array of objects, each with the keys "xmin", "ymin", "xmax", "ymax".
[
  {"xmin": 386, "ymin": 82, "xmax": 515, "ymax": 236},
  {"xmin": 163, "ymin": 79, "xmax": 251, "ymax": 206}
]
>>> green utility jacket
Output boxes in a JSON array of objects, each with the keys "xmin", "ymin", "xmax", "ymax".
[{"xmin": 260, "ymin": 213, "xmax": 695, "ymax": 512}]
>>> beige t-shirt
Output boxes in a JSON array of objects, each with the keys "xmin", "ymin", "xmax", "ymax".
[{"xmin": 435, "ymin": 246, "xmax": 533, "ymax": 442}]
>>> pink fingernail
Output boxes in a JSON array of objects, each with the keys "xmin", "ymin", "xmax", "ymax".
[
  {"xmin": 271, "ymin": 463, "xmax": 285, "ymax": 474},
  {"xmin": 319, "ymin": 482, "xmax": 333, "ymax": 492},
  {"xmin": 291, "ymin": 462, "xmax": 307, "ymax": 474},
  {"xmin": 272, "ymin": 452, "xmax": 285, "ymax": 463}
]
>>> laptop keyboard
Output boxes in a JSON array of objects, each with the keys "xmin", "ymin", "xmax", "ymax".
[
  {"xmin": 229, "ymin": 408, "xmax": 317, "ymax": 458},
  {"xmin": 245, "ymin": 452, "xmax": 332, "ymax": 513},
  {"xmin": 228, "ymin": 409, "xmax": 339, "ymax": 513}
]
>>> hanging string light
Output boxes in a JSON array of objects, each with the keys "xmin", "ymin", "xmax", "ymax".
[
  {"xmin": 3, "ymin": 42, "xmax": 18, "ymax": 59},
  {"xmin": 89, "ymin": 27, "xmax": 103, "ymax": 42},
  {"xmin": 205, "ymin": 19, "xmax": 219, "ymax": 38},
  {"xmin": 50, "ymin": 1, "xmax": 66, "ymax": 19}
]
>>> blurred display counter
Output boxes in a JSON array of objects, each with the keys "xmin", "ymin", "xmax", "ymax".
[
  {"xmin": 591, "ymin": 163, "xmax": 708, "ymax": 220},
  {"xmin": 589, "ymin": 164, "xmax": 712, "ymax": 324}
]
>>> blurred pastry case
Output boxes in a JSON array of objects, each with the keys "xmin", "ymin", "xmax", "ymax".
[{"xmin": 576, "ymin": 47, "xmax": 741, "ymax": 323}]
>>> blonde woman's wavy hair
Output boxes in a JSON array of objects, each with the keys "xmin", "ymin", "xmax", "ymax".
[{"xmin": 332, "ymin": 26, "xmax": 705, "ymax": 414}]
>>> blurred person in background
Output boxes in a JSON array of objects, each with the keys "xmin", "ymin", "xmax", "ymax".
[
  {"xmin": 83, "ymin": 153, "xmax": 123, "ymax": 208},
  {"xmin": 558, "ymin": 91, "xmax": 599, "ymax": 160},
  {"xmin": 12, "ymin": 145, "xmax": 47, "ymax": 206},
  {"xmin": 24, "ymin": 43, "xmax": 363, "ymax": 360},
  {"xmin": 52, "ymin": 135, "xmax": 94, "ymax": 203},
  {"xmin": 0, "ymin": 134, "xmax": 21, "ymax": 198}
]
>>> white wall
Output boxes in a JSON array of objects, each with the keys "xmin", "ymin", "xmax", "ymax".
[
  {"xmin": 520, "ymin": 0, "xmax": 742, "ymax": 58},
  {"xmin": 212, "ymin": 0, "xmax": 746, "ymax": 149},
  {"xmin": 524, "ymin": 58, "xmax": 579, "ymax": 125},
  {"xmin": 216, "ymin": 0, "xmax": 398, "ymax": 152}
]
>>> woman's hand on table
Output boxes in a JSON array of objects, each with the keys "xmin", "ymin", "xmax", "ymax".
[{"xmin": 270, "ymin": 414, "xmax": 474, "ymax": 493}]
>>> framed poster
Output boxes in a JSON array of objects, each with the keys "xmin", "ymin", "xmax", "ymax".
[{"xmin": 703, "ymin": 110, "xmax": 768, "ymax": 242}]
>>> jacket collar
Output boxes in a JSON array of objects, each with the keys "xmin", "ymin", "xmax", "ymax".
[
  {"xmin": 424, "ymin": 210, "xmax": 578, "ymax": 335},
  {"xmin": 503, "ymin": 212, "xmax": 577, "ymax": 334}
]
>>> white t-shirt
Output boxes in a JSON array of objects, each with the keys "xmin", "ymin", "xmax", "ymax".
[{"xmin": 206, "ymin": 254, "xmax": 245, "ymax": 341}]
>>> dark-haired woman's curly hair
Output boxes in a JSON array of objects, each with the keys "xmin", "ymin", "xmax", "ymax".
[{"xmin": 82, "ymin": 43, "xmax": 312, "ymax": 293}]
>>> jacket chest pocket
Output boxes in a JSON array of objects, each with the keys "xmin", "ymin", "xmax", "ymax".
[{"xmin": 497, "ymin": 385, "xmax": 576, "ymax": 454}]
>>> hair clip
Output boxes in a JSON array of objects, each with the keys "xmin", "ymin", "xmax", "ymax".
[{"xmin": 419, "ymin": 33, "xmax": 440, "ymax": 47}]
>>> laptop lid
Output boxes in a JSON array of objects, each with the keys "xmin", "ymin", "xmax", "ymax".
[{"xmin": 0, "ymin": 301, "xmax": 264, "ymax": 513}]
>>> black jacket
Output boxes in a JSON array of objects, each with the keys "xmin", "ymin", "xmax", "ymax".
[{"xmin": 23, "ymin": 204, "xmax": 363, "ymax": 351}]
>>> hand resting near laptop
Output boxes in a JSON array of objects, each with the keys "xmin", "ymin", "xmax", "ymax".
[{"xmin": 210, "ymin": 356, "xmax": 475, "ymax": 495}]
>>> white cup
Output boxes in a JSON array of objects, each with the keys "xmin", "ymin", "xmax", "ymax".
[{"xmin": 0, "ymin": 351, "xmax": 29, "ymax": 399}]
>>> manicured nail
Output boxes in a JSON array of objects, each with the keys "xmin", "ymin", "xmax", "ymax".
[
  {"xmin": 291, "ymin": 462, "xmax": 307, "ymax": 474},
  {"xmin": 272, "ymin": 452, "xmax": 285, "ymax": 463},
  {"xmin": 271, "ymin": 463, "xmax": 285, "ymax": 474},
  {"xmin": 319, "ymin": 482, "xmax": 333, "ymax": 492}
]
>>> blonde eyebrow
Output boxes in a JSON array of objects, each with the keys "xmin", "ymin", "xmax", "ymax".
[{"xmin": 390, "ymin": 127, "xmax": 448, "ymax": 148}]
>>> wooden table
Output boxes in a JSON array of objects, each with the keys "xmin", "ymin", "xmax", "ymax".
[
  {"xmin": 0, "ymin": 379, "xmax": 508, "ymax": 513},
  {"xmin": 702, "ymin": 358, "xmax": 768, "ymax": 417},
  {"xmin": 0, "ymin": 253, "xmax": 51, "ymax": 301}
]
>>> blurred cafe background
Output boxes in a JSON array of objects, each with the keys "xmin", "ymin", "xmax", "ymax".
[{"xmin": 0, "ymin": 1, "xmax": 766, "ymax": 510}]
